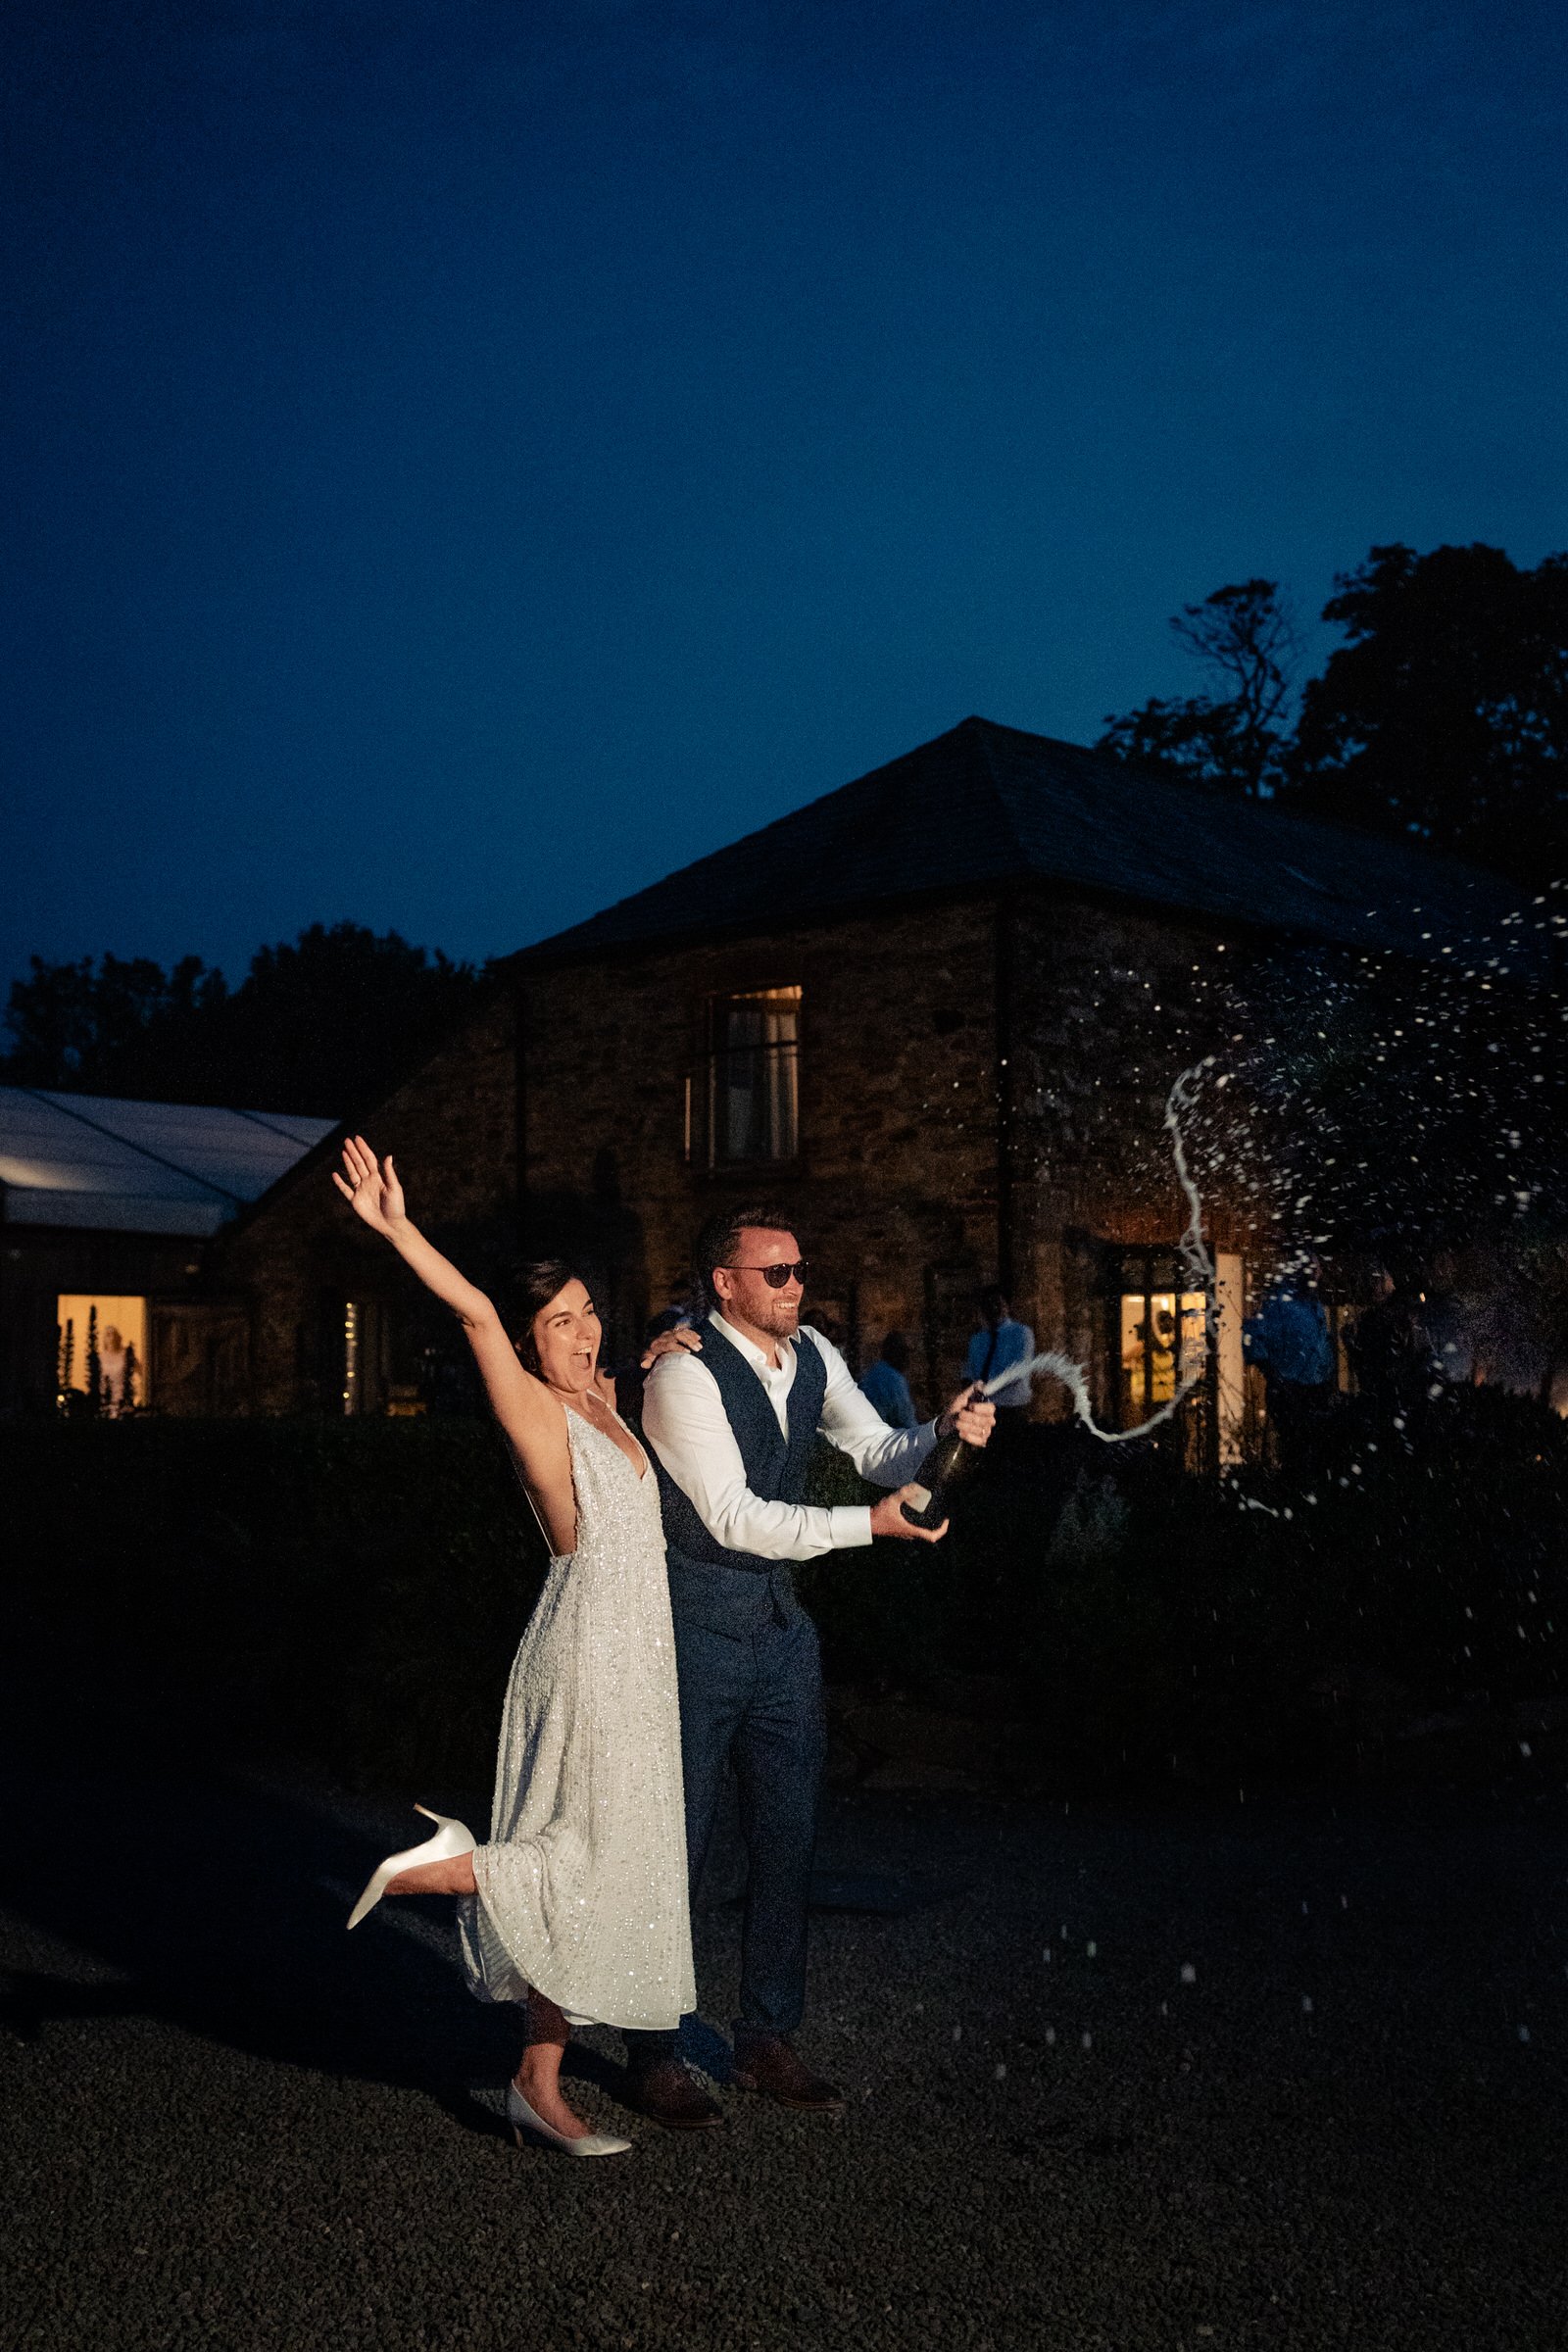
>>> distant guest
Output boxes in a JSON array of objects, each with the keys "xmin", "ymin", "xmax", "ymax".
[
  {"xmin": 1244, "ymin": 1267, "xmax": 1335, "ymax": 1454},
  {"xmin": 858, "ymin": 1331, "xmax": 916, "ymax": 1428},
  {"xmin": 963, "ymin": 1287, "xmax": 1035, "ymax": 1415},
  {"xmin": 99, "ymin": 1324, "xmax": 129, "ymax": 1414},
  {"xmin": 1346, "ymin": 1273, "xmax": 1430, "ymax": 1411}
]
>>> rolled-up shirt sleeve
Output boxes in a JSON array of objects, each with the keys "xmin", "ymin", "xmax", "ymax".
[
  {"xmin": 642, "ymin": 1347, "xmax": 875, "ymax": 1560},
  {"xmin": 807, "ymin": 1329, "xmax": 939, "ymax": 1487}
]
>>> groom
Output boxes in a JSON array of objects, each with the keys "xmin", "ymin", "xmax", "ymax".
[{"xmin": 622, "ymin": 1205, "xmax": 996, "ymax": 2128}]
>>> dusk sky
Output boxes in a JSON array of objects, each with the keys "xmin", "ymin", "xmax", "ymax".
[{"xmin": 4, "ymin": 0, "xmax": 1565, "ymax": 1002}]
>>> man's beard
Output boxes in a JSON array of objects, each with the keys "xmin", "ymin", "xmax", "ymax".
[{"xmin": 753, "ymin": 1294, "xmax": 801, "ymax": 1340}]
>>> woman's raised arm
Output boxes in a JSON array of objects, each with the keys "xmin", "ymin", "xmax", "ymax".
[{"xmin": 332, "ymin": 1136, "xmax": 558, "ymax": 1467}]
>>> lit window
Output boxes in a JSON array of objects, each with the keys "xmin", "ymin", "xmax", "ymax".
[
  {"xmin": 708, "ymin": 986, "xmax": 801, "ymax": 1164},
  {"xmin": 1119, "ymin": 1283, "xmax": 1205, "ymax": 1417},
  {"xmin": 1115, "ymin": 1250, "xmax": 1246, "ymax": 1463},
  {"xmin": 56, "ymin": 1294, "xmax": 146, "ymax": 1416}
]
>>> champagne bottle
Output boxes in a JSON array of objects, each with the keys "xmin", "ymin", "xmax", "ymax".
[{"xmin": 901, "ymin": 1389, "xmax": 984, "ymax": 1529}]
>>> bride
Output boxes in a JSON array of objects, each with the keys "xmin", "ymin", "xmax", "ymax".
[{"xmin": 334, "ymin": 1135, "xmax": 695, "ymax": 2159}]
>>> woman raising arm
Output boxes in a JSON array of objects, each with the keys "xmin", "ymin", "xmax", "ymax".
[
  {"xmin": 333, "ymin": 1133, "xmax": 642, "ymax": 1554},
  {"xmin": 332, "ymin": 1135, "xmax": 695, "ymax": 2158}
]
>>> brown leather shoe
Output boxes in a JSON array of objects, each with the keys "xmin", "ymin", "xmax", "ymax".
[
  {"xmin": 623, "ymin": 2059, "xmax": 724, "ymax": 2131},
  {"xmin": 730, "ymin": 2034, "xmax": 845, "ymax": 2113}
]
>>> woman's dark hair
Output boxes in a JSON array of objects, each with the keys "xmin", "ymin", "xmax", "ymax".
[{"xmin": 509, "ymin": 1258, "xmax": 592, "ymax": 1373}]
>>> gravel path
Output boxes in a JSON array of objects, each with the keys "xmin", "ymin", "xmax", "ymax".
[{"xmin": 3, "ymin": 1744, "xmax": 1566, "ymax": 2351}]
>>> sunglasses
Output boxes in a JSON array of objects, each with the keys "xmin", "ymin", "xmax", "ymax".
[{"xmin": 726, "ymin": 1259, "xmax": 810, "ymax": 1289}]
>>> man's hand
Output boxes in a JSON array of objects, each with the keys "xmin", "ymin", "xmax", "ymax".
[
  {"xmin": 937, "ymin": 1385, "xmax": 998, "ymax": 1447},
  {"xmin": 639, "ymin": 1326, "xmax": 704, "ymax": 1371},
  {"xmin": 869, "ymin": 1487, "xmax": 949, "ymax": 1543}
]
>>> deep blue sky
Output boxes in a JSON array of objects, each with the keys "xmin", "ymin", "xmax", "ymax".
[{"xmin": 4, "ymin": 0, "xmax": 1566, "ymax": 999}]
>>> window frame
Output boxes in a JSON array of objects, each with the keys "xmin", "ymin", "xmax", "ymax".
[{"xmin": 693, "ymin": 982, "xmax": 804, "ymax": 1171}]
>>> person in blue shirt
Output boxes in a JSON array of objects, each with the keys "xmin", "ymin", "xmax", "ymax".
[
  {"xmin": 963, "ymin": 1288, "xmax": 1036, "ymax": 1419},
  {"xmin": 858, "ymin": 1330, "xmax": 916, "ymax": 1428},
  {"xmin": 1244, "ymin": 1263, "xmax": 1336, "ymax": 1457}
]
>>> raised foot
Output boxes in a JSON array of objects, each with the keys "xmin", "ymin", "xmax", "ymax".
[{"xmin": 383, "ymin": 1852, "xmax": 478, "ymax": 1898}]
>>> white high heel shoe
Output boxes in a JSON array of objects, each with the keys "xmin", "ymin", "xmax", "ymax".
[
  {"xmin": 507, "ymin": 2082, "xmax": 632, "ymax": 2159},
  {"xmin": 345, "ymin": 1804, "xmax": 476, "ymax": 1931}
]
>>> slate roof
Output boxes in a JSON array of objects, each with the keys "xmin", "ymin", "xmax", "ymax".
[
  {"xmin": 0, "ymin": 1087, "xmax": 337, "ymax": 1236},
  {"xmin": 514, "ymin": 716, "xmax": 1538, "ymax": 968}
]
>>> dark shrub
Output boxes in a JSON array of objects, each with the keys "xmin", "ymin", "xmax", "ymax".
[
  {"xmin": 2, "ymin": 1417, "xmax": 543, "ymax": 1792},
  {"xmin": 6, "ymin": 1384, "xmax": 1564, "ymax": 1792}
]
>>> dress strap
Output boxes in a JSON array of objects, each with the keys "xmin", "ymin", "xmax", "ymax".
[{"xmin": 565, "ymin": 1397, "xmax": 649, "ymax": 1484}]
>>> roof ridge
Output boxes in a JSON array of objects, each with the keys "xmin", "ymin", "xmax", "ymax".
[
  {"xmin": 965, "ymin": 715, "xmax": 1033, "ymax": 868},
  {"xmin": 506, "ymin": 713, "xmax": 1530, "ymax": 970}
]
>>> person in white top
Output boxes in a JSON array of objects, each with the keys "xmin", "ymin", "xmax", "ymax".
[
  {"xmin": 330, "ymin": 1137, "xmax": 697, "ymax": 2160},
  {"xmin": 622, "ymin": 1203, "xmax": 996, "ymax": 2129}
]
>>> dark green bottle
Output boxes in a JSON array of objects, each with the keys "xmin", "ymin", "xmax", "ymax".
[{"xmin": 901, "ymin": 1393, "xmax": 984, "ymax": 1529}]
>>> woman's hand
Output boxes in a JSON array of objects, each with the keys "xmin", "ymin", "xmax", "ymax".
[
  {"xmin": 331, "ymin": 1135, "xmax": 406, "ymax": 1238},
  {"xmin": 639, "ymin": 1325, "xmax": 704, "ymax": 1371}
]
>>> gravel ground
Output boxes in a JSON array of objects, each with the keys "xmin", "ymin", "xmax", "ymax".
[{"xmin": 3, "ymin": 1741, "xmax": 1566, "ymax": 2352}]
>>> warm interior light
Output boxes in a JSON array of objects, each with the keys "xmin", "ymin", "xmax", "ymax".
[
  {"xmin": 56, "ymin": 1293, "xmax": 147, "ymax": 1409},
  {"xmin": 1118, "ymin": 1252, "xmax": 1245, "ymax": 1463}
]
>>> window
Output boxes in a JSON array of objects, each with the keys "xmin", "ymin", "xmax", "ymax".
[
  {"xmin": 57, "ymin": 1293, "xmax": 146, "ymax": 1416},
  {"xmin": 1118, "ymin": 1275, "xmax": 1206, "ymax": 1419},
  {"xmin": 707, "ymin": 986, "xmax": 801, "ymax": 1164},
  {"xmin": 1115, "ymin": 1249, "xmax": 1246, "ymax": 1464}
]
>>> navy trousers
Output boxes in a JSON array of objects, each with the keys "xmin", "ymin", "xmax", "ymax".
[{"xmin": 625, "ymin": 1603, "xmax": 826, "ymax": 2062}]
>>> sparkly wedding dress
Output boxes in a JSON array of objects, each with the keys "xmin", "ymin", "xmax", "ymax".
[{"xmin": 457, "ymin": 1404, "xmax": 695, "ymax": 2032}]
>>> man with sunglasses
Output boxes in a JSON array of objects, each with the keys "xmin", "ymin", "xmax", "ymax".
[{"xmin": 624, "ymin": 1205, "xmax": 996, "ymax": 2130}]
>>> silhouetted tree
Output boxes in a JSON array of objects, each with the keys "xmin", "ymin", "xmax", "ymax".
[
  {"xmin": 207, "ymin": 923, "xmax": 485, "ymax": 1114},
  {"xmin": 3, "ymin": 954, "xmax": 226, "ymax": 1092},
  {"xmin": 1099, "ymin": 578, "xmax": 1301, "ymax": 798},
  {"xmin": 2, "ymin": 923, "xmax": 485, "ymax": 1114},
  {"xmin": 1291, "ymin": 542, "xmax": 1568, "ymax": 877}
]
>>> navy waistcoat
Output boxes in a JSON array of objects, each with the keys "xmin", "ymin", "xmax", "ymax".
[{"xmin": 655, "ymin": 1316, "xmax": 828, "ymax": 1635}]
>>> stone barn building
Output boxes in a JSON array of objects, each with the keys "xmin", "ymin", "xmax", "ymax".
[{"xmin": 197, "ymin": 717, "xmax": 1524, "ymax": 1451}]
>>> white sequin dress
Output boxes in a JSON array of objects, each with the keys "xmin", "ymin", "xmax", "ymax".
[{"xmin": 457, "ymin": 1406, "xmax": 695, "ymax": 2032}]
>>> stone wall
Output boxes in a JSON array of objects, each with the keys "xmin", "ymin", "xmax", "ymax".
[
  {"xmin": 516, "ymin": 894, "xmax": 1003, "ymax": 1405},
  {"xmin": 1005, "ymin": 895, "xmax": 1271, "ymax": 1417},
  {"xmin": 203, "ymin": 882, "xmax": 1274, "ymax": 1424},
  {"xmin": 207, "ymin": 987, "xmax": 519, "ymax": 1413}
]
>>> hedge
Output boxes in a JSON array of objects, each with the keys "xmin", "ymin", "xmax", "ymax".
[{"xmin": 5, "ymin": 1384, "xmax": 1565, "ymax": 1789}]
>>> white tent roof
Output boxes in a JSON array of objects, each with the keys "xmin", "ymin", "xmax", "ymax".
[{"xmin": 0, "ymin": 1086, "xmax": 336, "ymax": 1237}]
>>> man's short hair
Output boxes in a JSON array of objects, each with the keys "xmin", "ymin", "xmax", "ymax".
[
  {"xmin": 978, "ymin": 1284, "xmax": 1008, "ymax": 1319},
  {"xmin": 694, "ymin": 1204, "xmax": 801, "ymax": 1311}
]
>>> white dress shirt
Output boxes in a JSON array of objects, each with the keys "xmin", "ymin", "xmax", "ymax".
[{"xmin": 641, "ymin": 1314, "xmax": 939, "ymax": 1561}]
